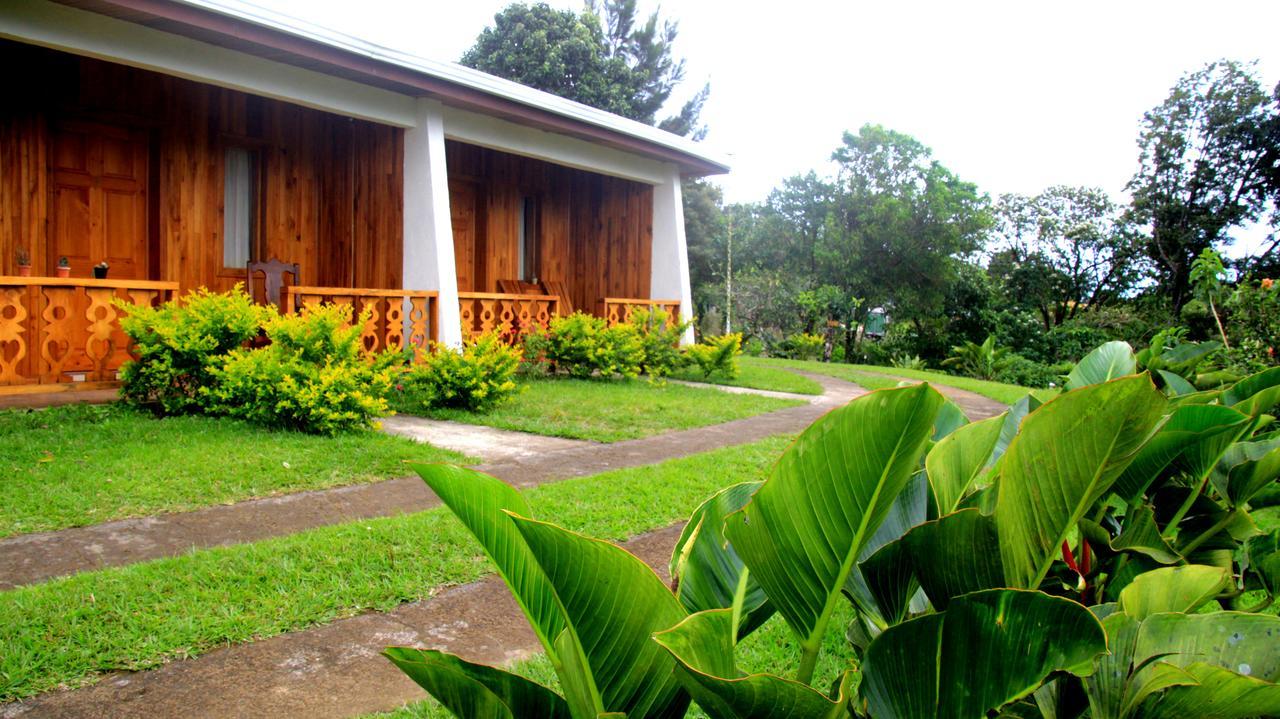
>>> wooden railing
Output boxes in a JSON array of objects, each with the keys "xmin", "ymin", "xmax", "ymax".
[
  {"xmin": 457, "ymin": 292, "xmax": 559, "ymax": 341},
  {"xmin": 601, "ymin": 298, "xmax": 683, "ymax": 327},
  {"xmin": 284, "ymin": 287, "xmax": 439, "ymax": 357},
  {"xmin": 0, "ymin": 277, "xmax": 179, "ymax": 393}
]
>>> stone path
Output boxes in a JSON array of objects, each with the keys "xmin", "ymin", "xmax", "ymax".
[
  {"xmin": 0, "ymin": 373, "xmax": 861, "ymax": 588},
  {"xmin": 379, "ymin": 415, "xmax": 589, "ymax": 462},
  {"xmin": 852, "ymin": 369, "xmax": 1009, "ymax": 421},
  {"xmin": 0, "ymin": 525, "xmax": 685, "ymax": 718}
]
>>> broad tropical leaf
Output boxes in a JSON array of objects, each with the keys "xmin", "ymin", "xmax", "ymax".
[
  {"xmin": 1211, "ymin": 436, "xmax": 1280, "ymax": 507},
  {"xmin": 669, "ymin": 482, "xmax": 772, "ymax": 637},
  {"xmin": 1112, "ymin": 404, "xmax": 1250, "ymax": 502},
  {"xmin": 1135, "ymin": 612, "xmax": 1280, "ymax": 682},
  {"xmin": 866, "ymin": 508, "xmax": 1005, "ymax": 610},
  {"xmin": 384, "ymin": 647, "xmax": 571, "ymax": 719},
  {"xmin": 991, "ymin": 394, "xmax": 1042, "ymax": 467},
  {"xmin": 1220, "ymin": 367, "xmax": 1280, "ymax": 418},
  {"xmin": 925, "ymin": 414, "xmax": 1005, "ymax": 513},
  {"xmin": 652, "ymin": 609, "xmax": 854, "ymax": 719},
  {"xmin": 1081, "ymin": 504, "xmax": 1179, "ymax": 564},
  {"xmin": 860, "ymin": 589, "xmax": 1107, "ymax": 719},
  {"xmin": 1116, "ymin": 565, "xmax": 1231, "ymax": 619},
  {"xmin": 1156, "ymin": 370, "xmax": 1197, "ymax": 397},
  {"xmin": 723, "ymin": 384, "xmax": 945, "ymax": 676},
  {"xmin": 1083, "ymin": 613, "xmax": 1194, "ymax": 719},
  {"xmin": 1244, "ymin": 530, "xmax": 1280, "ymax": 594},
  {"xmin": 1137, "ymin": 662, "xmax": 1280, "ymax": 719},
  {"xmin": 511, "ymin": 515, "xmax": 690, "ymax": 718},
  {"xmin": 413, "ymin": 465, "xmax": 566, "ymax": 656},
  {"xmin": 1067, "ymin": 341, "xmax": 1137, "ymax": 390},
  {"xmin": 995, "ymin": 375, "xmax": 1167, "ymax": 587}
]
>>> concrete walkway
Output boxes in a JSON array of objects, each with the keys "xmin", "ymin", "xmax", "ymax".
[
  {"xmin": 380, "ymin": 415, "xmax": 591, "ymax": 462},
  {"xmin": 0, "ymin": 525, "xmax": 686, "ymax": 719},
  {"xmin": 0, "ymin": 373, "xmax": 862, "ymax": 588},
  {"xmin": 853, "ymin": 369, "xmax": 1009, "ymax": 421}
]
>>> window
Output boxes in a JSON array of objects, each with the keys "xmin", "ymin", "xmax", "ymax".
[
  {"xmin": 517, "ymin": 196, "xmax": 539, "ymax": 282},
  {"xmin": 222, "ymin": 146, "xmax": 259, "ymax": 268}
]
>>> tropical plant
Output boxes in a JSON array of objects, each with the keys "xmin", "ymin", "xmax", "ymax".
[
  {"xmin": 683, "ymin": 333, "xmax": 741, "ymax": 379},
  {"xmin": 1191, "ymin": 247, "xmax": 1232, "ymax": 349},
  {"xmin": 628, "ymin": 307, "xmax": 692, "ymax": 379},
  {"xmin": 386, "ymin": 348, "xmax": 1280, "ymax": 716},
  {"xmin": 941, "ymin": 334, "xmax": 1016, "ymax": 380},
  {"xmin": 890, "ymin": 352, "xmax": 927, "ymax": 371}
]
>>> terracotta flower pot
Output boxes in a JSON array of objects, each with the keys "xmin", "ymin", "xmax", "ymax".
[
  {"xmin": 56, "ymin": 266, "xmax": 70, "ymax": 278},
  {"xmin": 17, "ymin": 265, "xmax": 31, "ymax": 277}
]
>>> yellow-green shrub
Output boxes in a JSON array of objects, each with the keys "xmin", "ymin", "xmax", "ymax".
[
  {"xmin": 532, "ymin": 312, "xmax": 644, "ymax": 379},
  {"xmin": 628, "ymin": 307, "xmax": 692, "ymax": 378},
  {"xmin": 400, "ymin": 331, "xmax": 521, "ymax": 412},
  {"xmin": 202, "ymin": 304, "xmax": 396, "ymax": 434},
  {"xmin": 685, "ymin": 333, "xmax": 742, "ymax": 379},
  {"xmin": 116, "ymin": 285, "xmax": 270, "ymax": 414}
]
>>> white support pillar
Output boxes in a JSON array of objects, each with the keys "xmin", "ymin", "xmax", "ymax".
[
  {"xmin": 402, "ymin": 98, "xmax": 463, "ymax": 347},
  {"xmin": 651, "ymin": 165, "xmax": 696, "ymax": 344}
]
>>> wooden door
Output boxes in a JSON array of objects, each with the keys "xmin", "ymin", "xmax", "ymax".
[
  {"xmin": 449, "ymin": 179, "xmax": 477, "ymax": 292},
  {"xmin": 48, "ymin": 121, "xmax": 149, "ymax": 279}
]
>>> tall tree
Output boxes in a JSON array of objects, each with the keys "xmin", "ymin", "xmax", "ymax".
[
  {"xmin": 463, "ymin": 2, "xmax": 707, "ymax": 135},
  {"xmin": 991, "ymin": 186, "xmax": 1143, "ymax": 329},
  {"xmin": 1127, "ymin": 60, "xmax": 1278, "ymax": 309}
]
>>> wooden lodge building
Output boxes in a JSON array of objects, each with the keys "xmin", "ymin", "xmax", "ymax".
[{"xmin": 0, "ymin": 0, "xmax": 728, "ymax": 399}]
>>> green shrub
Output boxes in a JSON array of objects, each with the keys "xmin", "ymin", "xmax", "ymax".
[
  {"xmin": 534, "ymin": 312, "xmax": 644, "ymax": 379},
  {"xmin": 890, "ymin": 352, "xmax": 928, "ymax": 371},
  {"xmin": 202, "ymin": 304, "xmax": 395, "ymax": 434},
  {"xmin": 684, "ymin": 333, "xmax": 742, "ymax": 379},
  {"xmin": 628, "ymin": 307, "xmax": 691, "ymax": 378},
  {"xmin": 400, "ymin": 331, "xmax": 521, "ymax": 412},
  {"xmin": 941, "ymin": 335, "xmax": 1016, "ymax": 380},
  {"xmin": 996, "ymin": 355, "xmax": 1064, "ymax": 388},
  {"xmin": 1225, "ymin": 275, "xmax": 1279, "ymax": 372},
  {"xmin": 780, "ymin": 332, "xmax": 824, "ymax": 361},
  {"xmin": 116, "ymin": 285, "xmax": 270, "ymax": 414},
  {"xmin": 743, "ymin": 336, "xmax": 765, "ymax": 357}
]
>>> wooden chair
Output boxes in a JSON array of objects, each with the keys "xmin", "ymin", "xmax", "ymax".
[
  {"xmin": 540, "ymin": 279, "xmax": 574, "ymax": 316},
  {"xmin": 246, "ymin": 258, "xmax": 299, "ymax": 311},
  {"xmin": 497, "ymin": 278, "xmax": 543, "ymax": 295}
]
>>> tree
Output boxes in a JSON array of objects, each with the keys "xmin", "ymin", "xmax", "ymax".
[
  {"xmin": 832, "ymin": 125, "xmax": 992, "ymax": 356},
  {"xmin": 991, "ymin": 186, "xmax": 1143, "ymax": 330},
  {"xmin": 463, "ymin": 2, "xmax": 707, "ymax": 135},
  {"xmin": 1127, "ymin": 60, "xmax": 1278, "ymax": 309}
]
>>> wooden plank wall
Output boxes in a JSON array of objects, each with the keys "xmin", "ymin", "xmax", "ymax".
[
  {"xmin": 445, "ymin": 140, "xmax": 654, "ymax": 313},
  {"xmin": 0, "ymin": 40, "xmax": 403, "ymax": 293}
]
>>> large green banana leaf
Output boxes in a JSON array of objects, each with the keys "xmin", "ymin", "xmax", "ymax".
[
  {"xmin": 510, "ymin": 515, "xmax": 690, "ymax": 718},
  {"xmin": 652, "ymin": 609, "xmax": 854, "ymax": 719},
  {"xmin": 1220, "ymin": 366, "xmax": 1280, "ymax": 419},
  {"xmin": 1245, "ymin": 530, "xmax": 1280, "ymax": 594},
  {"xmin": 1080, "ymin": 504, "xmax": 1179, "ymax": 564},
  {"xmin": 384, "ymin": 647, "xmax": 571, "ymax": 719},
  {"xmin": 413, "ymin": 464, "xmax": 565, "ymax": 656},
  {"xmin": 1210, "ymin": 435, "xmax": 1280, "ymax": 507},
  {"xmin": 843, "ymin": 470, "xmax": 932, "ymax": 628},
  {"xmin": 1136, "ymin": 662, "xmax": 1280, "ymax": 719},
  {"xmin": 1067, "ymin": 341, "xmax": 1137, "ymax": 390},
  {"xmin": 925, "ymin": 414, "xmax": 1005, "ymax": 514},
  {"xmin": 669, "ymin": 482, "xmax": 772, "ymax": 637},
  {"xmin": 1116, "ymin": 565, "xmax": 1231, "ymax": 619},
  {"xmin": 860, "ymin": 589, "xmax": 1107, "ymax": 719},
  {"xmin": 1111, "ymin": 404, "xmax": 1251, "ymax": 502},
  {"xmin": 1134, "ymin": 612, "xmax": 1280, "ymax": 682},
  {"xmin": 1083, "ymin": 613, "xmax": 1195, "ymax": 719},
  {"xmin": 723, "ymin": 384, "xmax": 945, "ymax": 679},
  {"xmin": 865, "ymin": 508, "xmax": 1005, "ymax": 611},
  {"xmin": 995, "ymin": 375, "xmax": 1167, "ymax": 587}
]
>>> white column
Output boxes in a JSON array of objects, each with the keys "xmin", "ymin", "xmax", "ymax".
[
  {"xmin": 651, "ymin": 165, "xmax": 696, "ymax": 344},
  {"xmin": 402, "ymin": 98, "xmax": 462, "ymax": 347}
]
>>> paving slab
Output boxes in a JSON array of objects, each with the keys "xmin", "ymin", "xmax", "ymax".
[
  {"xmin": 0, "ymin": 524, "xmax": 686, "ymax": 719},
  {"xmin": 0, "ymin": 372, "xmax": 864, "ymax": 588},
  {"xmin": 380, "ymin": 415, "xmax": 590, "ymax": 461}
]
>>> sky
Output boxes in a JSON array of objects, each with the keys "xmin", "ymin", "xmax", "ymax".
[{"xmin": 251, "ymin": 0, "xmax": 1279, "ymax": 255}]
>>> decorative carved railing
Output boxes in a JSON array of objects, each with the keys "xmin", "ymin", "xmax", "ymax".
[
  {"xmin": 457, "ymin": 292, "xmax": 559, "ymax": 341},
  {"xmin": 0, "ymin": 277, "xmax": 179, "ymax": 393},
  {"xmin": 601, "ymin": 298, "xmax": 683, "ymax": 327},
  {"xmin": 284, "ymin": 287, "xmax": 439, "ymax": 357}
]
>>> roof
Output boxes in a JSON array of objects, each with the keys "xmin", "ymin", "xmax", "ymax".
[{"xmin": 53, "ymin": 0, "xmax": 730, "ymax": 176}]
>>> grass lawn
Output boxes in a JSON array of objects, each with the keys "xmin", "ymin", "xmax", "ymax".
[
  {"xmin": 0, "ymin": 435, "xmax": 793, "ymax": 701},
  {"xmin": 667, "ymin": 356, "xmax": 824, "ymax": 395},
  {"xmin": 367, "ymin": 604, "xmax": 856, "ymax": 719},
  {"xmin": 396, "ymin": 375, "xmax": 803, "ymax": 442},
  {"xmin": 0, "ymin": 404, "xmax": 470, "ymax": 539},
  {"xmin": 750, "ymin": 357, "xmax": 1056, "ymax": 404}
]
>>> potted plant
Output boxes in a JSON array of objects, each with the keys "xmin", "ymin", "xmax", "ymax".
[
  {"xmin": 93, "ymin": 261, "xmax": 109, "ymax": 279},
  {"xmin": 56, "ymin": 256, "xmax": 70, "ymax": 278},
  {"xmin": 15, "ymin": 247, "xmax": 31, "ymax": 277}
]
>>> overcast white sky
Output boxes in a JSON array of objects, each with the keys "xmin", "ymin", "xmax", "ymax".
[{"xmin": 253, "ymin": 0, "xmax": 1278, "ymax": 254}]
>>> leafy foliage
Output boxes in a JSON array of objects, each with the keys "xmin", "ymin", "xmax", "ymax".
[
  {"xmin": 116, "ymin": 285, "xmax": 270, "ymax": 413},
  {"xmin": 399, "ymin": 331, "xmax": 521, "ymax": 412},
  {"xmin": 941, "ymin": 335, "xmax": 1016, "ymax": 381},
  {"xmin": 684, "ymin": 333, "xmax": 742, "ymax": 380},
  {"xmin": 527, "ymin": 312, "xmax": 644, "ymax": 379},
  {"xmin": 203, "ymin": 304, "xmax": 396, "ymax": 434},
  {"xmin": 628, "ymin": 307, "xmax": 692, "ymax": 378}
]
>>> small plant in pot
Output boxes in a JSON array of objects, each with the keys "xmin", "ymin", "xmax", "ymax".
[
  {"xmin": 55, "ymin": 256, "xmax": 70, "ymax": 278},
  {"xmin": 15, "ymin": 247, "xmax": 31, "ymax": 277},
  {"xmin": 93, "ymin": 261, "xmax": 109, "ymax": 279}
]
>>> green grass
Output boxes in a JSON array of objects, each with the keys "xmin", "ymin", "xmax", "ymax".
[
  {"xmin": 400, "ymin": 375, "xmax": 803, "ymax": 442},
  {"xmin": 0, "ymin": 404, "xmax": 470, "ymax": 538},
  {"xmin": 750, "ymin": 357, "xmax": 1056, "ymax": 404},
  {"xmin": 366, "ymin": 604, "xmax": 857, "ymax": 718},
  {"xmin": 0, "ymin": 435, "xmax": 793, "ymax": 701},
  {"xmin": 667, "ymin": 356, "xmax": 824, "ymax": 395}
]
